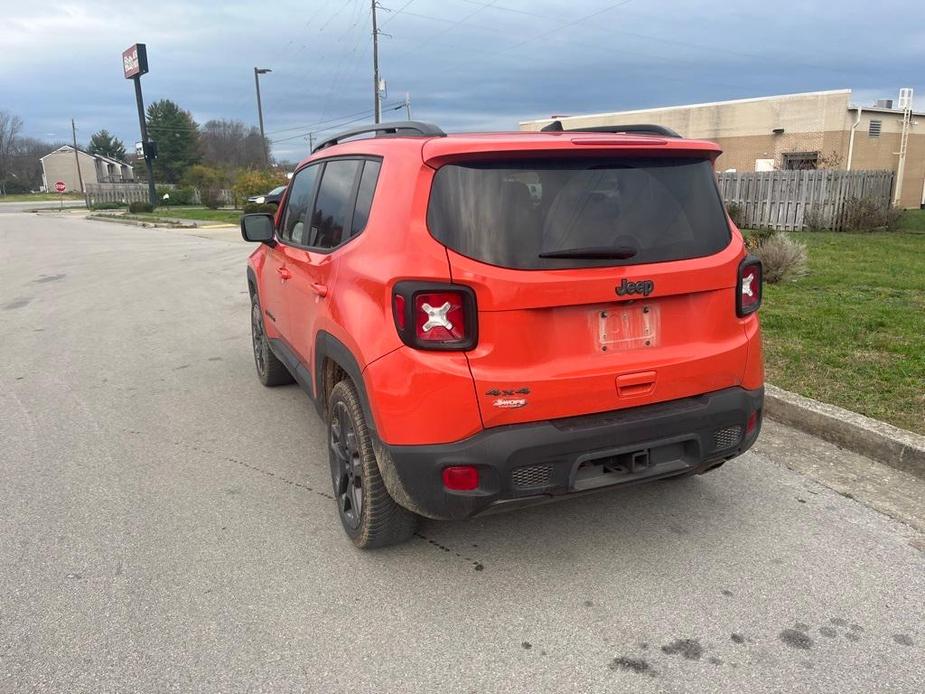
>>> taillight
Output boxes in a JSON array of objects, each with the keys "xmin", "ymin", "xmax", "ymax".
[
  {"xmin": 392, "ymin": 281, "xmax": 478, "ymax": 351},
  {"xmin": 415, "ymin": 292, "xmax": 465, "ymax": 342},
  {"xmin": 392, "ymin": 294, "xmax": 406, "ymax": 330},
  {"xmin": 737, "ymin": 257, "xmax": 763, "ymax": 317}
]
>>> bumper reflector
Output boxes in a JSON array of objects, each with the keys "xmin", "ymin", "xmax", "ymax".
[{"xmin": 442, "ymin": 465, "xmax": 479, "ymax": 491}]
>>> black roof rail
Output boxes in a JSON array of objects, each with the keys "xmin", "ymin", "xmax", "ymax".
[
  {"xmin": 539, "ymin": 120, "xmax": 681, "ymax": 138},
  {"xmin": 312, "ymin": 121, "xmax": 446, "ymax": 153}
]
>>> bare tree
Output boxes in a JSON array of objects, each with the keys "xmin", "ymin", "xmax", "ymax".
[
  {"xmin": 0, "ymin": 110, "xmax": 24, "ymax": 194},
  {"xmin": 200, "ymin": 119, "xmax": 268, "ymax": 169},
  {"xmin": 9, "ymin": 137, "xmax": 65, "ymax": 192}
]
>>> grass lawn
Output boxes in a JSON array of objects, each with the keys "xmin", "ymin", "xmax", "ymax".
[
  {"xmin": 755, "ymin": 230, "xmax": 925, "ymax": 434},
  {"xmin": 0, "ymin": 192, "xmax": 84, "ymax": 202},
  {"xmin": 899, "ymin": 208, "xmax": 925, "ymax": 231},
  {"xmin": 119, "ymin": 207, "xmax": 241, "ymax": 226},
  {"xmin": 151, "ymin": 207, "xmax": 242, "ymax": 225}
]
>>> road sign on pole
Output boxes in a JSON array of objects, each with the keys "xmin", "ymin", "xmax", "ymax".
[
  {"xmin": 55, "ymin": 180, "xmax": 67, "ymax": 210},
  {"xmin": 124, "ymin": 43, "xmax": 157, "ymax": 208}
]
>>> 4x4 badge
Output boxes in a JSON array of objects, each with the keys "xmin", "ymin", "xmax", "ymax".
[{"xmin": 616, "ymin": 279, "xmax": 654, "ymax": 297}]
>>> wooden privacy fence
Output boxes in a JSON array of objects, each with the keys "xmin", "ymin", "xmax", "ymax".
[
  {"xmin": 84, "ymin": 183, "xmax": 234, "ymax": 207},
  {"xmin": 716, "ymin": 170, "xmax": 894, "ymax": 231}
]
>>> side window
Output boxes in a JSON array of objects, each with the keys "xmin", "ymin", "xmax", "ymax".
[
  {"xmin": 281, "ymin": 165, "xmax": 319, "ymax": 245},
  {"xmin": 309, "ymin": 160, "xmax": 362, "ymax": 249},
  {"xmin": 351, "ymin": 160, "xmax": 382, "ymax": 237}
]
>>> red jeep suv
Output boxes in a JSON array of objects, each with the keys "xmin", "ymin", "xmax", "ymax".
[{"xmin": 241, "ymin": 121, "xmax": 764, "ymax": 548}]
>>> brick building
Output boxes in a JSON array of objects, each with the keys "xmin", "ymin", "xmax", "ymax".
[{"xmin": 520, "ymin": 89, "xmax": 924, "ymax": 208}]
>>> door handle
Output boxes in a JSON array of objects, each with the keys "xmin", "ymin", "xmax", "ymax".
[
  {"xmin": 311, "ymin": 282, "xmax": 328, "ymax": 297},
  {"xmin": 616, "ymin": 371, "xmax": 656, "ymax": 398},
  {"xmin": 276, "ymin": 267, "xmax": 292, "ymax": 280}
]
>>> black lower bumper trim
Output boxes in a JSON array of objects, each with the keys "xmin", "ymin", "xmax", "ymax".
[{"xmin": 380, "ymin": 386, "xmax": 763, "ymax": 520}]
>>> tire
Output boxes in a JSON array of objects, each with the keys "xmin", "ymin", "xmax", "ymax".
[
  {"xmin": 250, "ymin": 293, "xmax": 294, "ymax": 387},
  {"xmin": 328, "ymin": 379, "xmax": 418, "ymax": 548}
]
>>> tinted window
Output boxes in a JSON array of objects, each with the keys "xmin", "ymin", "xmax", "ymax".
[
  {"xmin": 309, "ymin": 160, "xmax": 362, "ymax": 249},
  {"xmin": 427, "ymin": 158, "xmax": 730, "ymax": 269},
  {"xmin": 281, "ymin": 165, "xmax": 319, "ymax": 245},
  {"xmin": 351, "ymin": 160, "xmax": 381, "ymax": 237}
]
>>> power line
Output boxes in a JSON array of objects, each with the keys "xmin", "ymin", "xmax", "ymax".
[
  {"xmin": 266, "ymin": 106, "xmax": 388, "ymax": 136},
  {"xmin": 452, "ymin": 0, "xmax": 556, "ymax": 21},
  {"xmin": 380, "ymin": 0, "xmax": 418, "ymax": 27},
  {"xmin": 388, "ymin": 0, "xmax": 502, "ymax": 61},
  {"xmin": 315, "ymin": 1, "xmax": 372, "ymax": 125},
  {"xmin": 270, "ymin": 102, "xmax": 406, "ymax": 145}
]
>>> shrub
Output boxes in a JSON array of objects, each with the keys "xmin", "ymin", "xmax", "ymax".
[
  {"xmin": 199, "ymin": 189, "xmax": 223, "ymax": 209},
  {"xmin": 183, "ymin": 165, "xmax": 227, "ymax": 210},
  {"xmin": 172, "ymin": 186, "xmax": 196, "ymax": 206},
  {"xmin": 233, "ymin": 169, "xmax": 288, "ymax": 203},
  {"xmin": 157, "ymin": 185, "xmax": 196, "ymax": 206},
  {"xmin": 90, "ymin": 202, "xmax": 126, "ymax": 210},
  {"xmin": 242, "ymin": 202, "xmax": 277, "ymax": 214},
  {"xmin": 840, "ymin": 197, "xmax": 903, "ymax": 232},
  {"xmin": 128, "ymin": 201, "xmax": 154, "ymax": 214},
  {"xmin": 2, "ymin": 178, "xmax": 31, "ymax": 194},
  {"xmin": 743, "ymin": 228, "xmax": 773, "ymax": 252},
  {"xmin": 753, "ymin": 233, "xmax": 808, "ymax": 283},
  {"xmin": 803, "ymin": 205, "xmax": 827, "ymax": 232},
  {"xmin": 726, "ymin": 201, "xmax": 746, "ymax": 229}
]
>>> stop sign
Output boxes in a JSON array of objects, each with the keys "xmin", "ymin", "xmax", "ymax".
[{"xmin": 54, "ymin": 181, "xmax": 67, "ymax": 193}]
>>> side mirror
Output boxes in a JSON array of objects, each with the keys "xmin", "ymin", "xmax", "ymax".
[{"xmin": 241, "ymin": 213, "xmax": 275, "ymax": 243}]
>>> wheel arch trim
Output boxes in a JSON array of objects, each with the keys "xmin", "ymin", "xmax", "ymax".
[{"xmin": 314, "ymin": 331, "xmax": 377, "ymax": 436}]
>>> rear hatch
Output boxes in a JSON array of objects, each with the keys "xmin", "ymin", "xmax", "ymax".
[{"xmin": 425, "ymin": 141, "xmax": 748, "ymax": 428}]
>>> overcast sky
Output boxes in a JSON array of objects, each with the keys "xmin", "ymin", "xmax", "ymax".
[{"xmin": 1, "ymin": 0, "xmax": 923, "ymax": 161}]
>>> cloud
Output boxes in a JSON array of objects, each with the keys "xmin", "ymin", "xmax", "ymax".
[{"xmin": 1, "ymin": 0, "xmax": 923, "ymax": 162}]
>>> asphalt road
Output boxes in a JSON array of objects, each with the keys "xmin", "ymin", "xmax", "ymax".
[
  {"xmin": 2, "ymin": 212, "xmax": 923, "ymax": 693},
  {"xmin": 0, "ymin": 200, "xmax": 85, "ymax": 214}
]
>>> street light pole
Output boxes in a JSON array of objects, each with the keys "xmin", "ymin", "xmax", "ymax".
[{"xmin": 254, "ymin": 67, "xmax": 271, "ymax": 166}]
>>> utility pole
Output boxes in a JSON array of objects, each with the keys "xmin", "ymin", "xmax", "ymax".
[
  {"xmin": 254, "ymin": 67, "xmax": 272, "ymax": 166},
  {"xmin": 308, "ymin": 133, "xmax": 315, "ymax": 152},
  {"xmin": 372, "ymin": 0, "xmax": 381, "ymax": 123},
  {"xmin": 404, "ymin": 93, "xmax": 412, "ymax": 120},
  {"xmin": 71, "ymin": 119, "xmax": 85, "ymax": 196}
]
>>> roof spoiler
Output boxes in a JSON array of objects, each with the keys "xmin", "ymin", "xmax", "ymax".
[{"xmin": 540, "ymin": 120, "xmax": 682, "ymax": 138}]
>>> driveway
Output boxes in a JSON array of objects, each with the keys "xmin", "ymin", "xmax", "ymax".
[{"xmin": 1, "ymin": 212, "xmax": 922, "ymax": 692}]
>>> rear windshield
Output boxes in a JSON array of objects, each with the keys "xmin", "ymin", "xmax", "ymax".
[{"xmin": 427, "ymin": 157, "xmax": 730, "ymax": 269}]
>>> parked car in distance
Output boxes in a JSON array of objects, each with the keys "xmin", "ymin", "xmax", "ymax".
[
  {"xmin": 247, "ymin": 185, "xmax": 286, "ymax": 208},
  {"xmin": 241, "ymin": 120, "xmax": 764, "ymax": 549}
]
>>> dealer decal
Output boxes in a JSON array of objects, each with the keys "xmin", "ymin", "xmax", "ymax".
[{"xmin": 492, "ymin": 398, "xmax": 527, "ymax": 409}]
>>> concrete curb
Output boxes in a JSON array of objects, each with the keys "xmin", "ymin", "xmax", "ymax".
[
  {"xmin": 765, "ymin": 383, "xmax": 925, "ymax": 479},
  {"xmin": 87, "ymin": 214, "xmax": 196, "ymax": 229}
]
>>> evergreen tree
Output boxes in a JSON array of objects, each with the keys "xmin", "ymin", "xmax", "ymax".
[
  {"xmin": 87, "ymin": 129, "xmax": 127, "ymax": 161},
  {"xmin": 145, "ymin": 99, "xmax": 201, "ymax": 183}
]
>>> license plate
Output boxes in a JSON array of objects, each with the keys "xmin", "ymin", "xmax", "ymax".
[{"xmin": 598, "ymin": 303, "xmax": 659, "ymax": 352}]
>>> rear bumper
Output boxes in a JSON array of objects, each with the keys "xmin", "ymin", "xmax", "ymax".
[{"xmin": 378, "ymin": 386, "xmax": 763, "ymax": 520}]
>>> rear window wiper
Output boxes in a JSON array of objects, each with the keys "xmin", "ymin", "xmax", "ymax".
[{"xmin": 539, "ymin": 245, "xmax": 637, "ymax": 260}]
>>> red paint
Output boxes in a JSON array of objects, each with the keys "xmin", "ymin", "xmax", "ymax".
[{"xmin": 247, "ymin": 130, "xmax": 763, "ymax": 445}]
